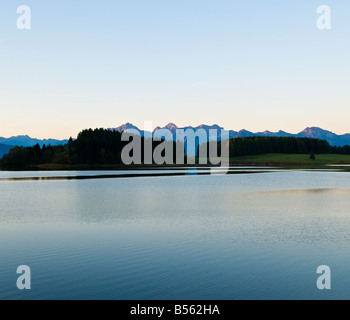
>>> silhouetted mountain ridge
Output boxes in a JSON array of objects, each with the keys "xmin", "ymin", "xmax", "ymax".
[
  {"xmin": 1, "ymin": 125, "xmax": 349, "ymax": 159},
  {"xmin": 0, "ymin": 135, "xmax": 68, "ymax": 148},
  {"xmin": 110, "ymin": 124, "xmax": 350, "ymax": 147}
]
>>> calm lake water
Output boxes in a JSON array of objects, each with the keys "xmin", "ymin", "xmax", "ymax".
[{"xmin": 1, "ymin": 169, "xmax": 350, "ymax": 300}]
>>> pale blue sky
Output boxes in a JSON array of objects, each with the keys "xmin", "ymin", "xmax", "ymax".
[{"xmin": 0, "ymin": 1, "xmax": 349, "ymax": 139}]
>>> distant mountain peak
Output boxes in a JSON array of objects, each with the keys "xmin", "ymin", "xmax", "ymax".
[
  {"xmin": 299, "ymin": 127, "xmax": 336, "ymax": 139},
  {"xmin": 0, "ymin": 135, "xmax": 68, "ymax": 148},
  {"xmin": 302, "ymin": 127, "xmax": 315, "ymax": 135},
  {"xmin": 303, "ymin": 126, "xmax": 328, "ymax": 133},
  {"xmin": 111, "ymin": 123, "xmax": 140, "ymax": 133},
  {"xmin": 198, "ymin": 124, "xmax": 223, "ymax": 130},
  {"xmin": 164, "ymin": 123, "xmax": 178, "ymax": 130}
]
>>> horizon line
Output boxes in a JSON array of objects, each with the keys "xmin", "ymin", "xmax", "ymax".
[{"xmin": 1, "ymin": 124, "xmax": 350, "ymax": 141}]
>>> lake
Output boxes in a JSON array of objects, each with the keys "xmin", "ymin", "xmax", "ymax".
[{"xmin": 1, "ymin": 168, "xmax": 350, "ymax": 300}]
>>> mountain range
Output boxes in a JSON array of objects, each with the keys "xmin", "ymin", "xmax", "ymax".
[
  {"xmin": 0, "ymin": 136, "xmax": 68, "ymax": 157},
  {"xmin": 1, "ymin": 125, "xmax": 349, "ymax": 158},
  {"xmin": 111, "ymin": 123, "xmax": 350, "ymax": 147}
]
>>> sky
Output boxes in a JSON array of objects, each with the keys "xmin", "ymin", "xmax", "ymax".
[{"xmin": 0, "ymin": 0, "xmax": 350, "ymax": 139}]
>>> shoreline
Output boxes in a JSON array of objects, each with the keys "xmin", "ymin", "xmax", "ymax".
[{"xmin": 1, "ymin": 161, "xmax": 350, "ymax": 171}]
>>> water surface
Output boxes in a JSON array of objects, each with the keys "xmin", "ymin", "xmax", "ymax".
[{"xmin": 0, "ymin": 169, "xmax": 349, "ymax": 300}]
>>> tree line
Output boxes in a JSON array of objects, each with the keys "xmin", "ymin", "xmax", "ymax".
[
  {"xmin": 203, "ymin": 136, "xmax": 350, "ymax": 157},
  {"xmin": 1, "ymin": 130, "xmax": 350, "ymax": 168},
  {"xmin": 229, "ymin": 137, "xmax": 332, "ymax": 156},
  {"xmin": 0, "ymin": 128, "xmax": 184, "ymax": 169}
]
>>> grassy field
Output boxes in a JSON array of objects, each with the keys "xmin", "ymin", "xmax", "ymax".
[{"xmin": 230, "ymin": 153, "xmax": 350, "ymax": 164}]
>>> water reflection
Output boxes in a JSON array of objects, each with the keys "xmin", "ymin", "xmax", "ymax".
[
  {"xmin": 1, "ymin": 170, "xmax": 350, "ymax": 300},
  {"xmin": 0, "ymin": 168, "xmax": 272, "ymax": 181}
]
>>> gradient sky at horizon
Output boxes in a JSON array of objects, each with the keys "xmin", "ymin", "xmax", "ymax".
[{"xmin": 0, "ymin": 0, "xmax": 350, "ymax": 139}]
